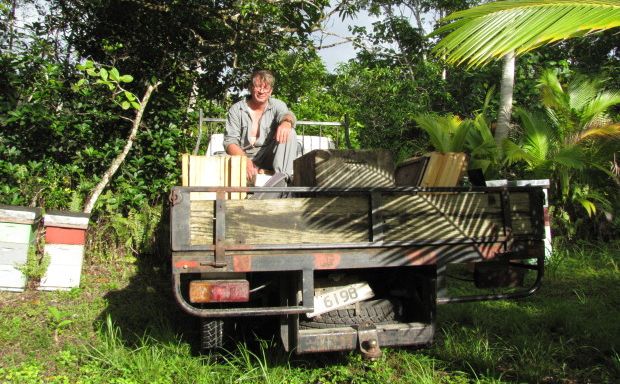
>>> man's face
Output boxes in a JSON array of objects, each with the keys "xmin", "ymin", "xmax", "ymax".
[{"xmin": 251, "ymin": 79, "xmax": 272, "ymax": 104}]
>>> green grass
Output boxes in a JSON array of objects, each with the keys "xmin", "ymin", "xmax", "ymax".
[{"xmin": 0, "ymin": 240, "xmax": 618, "ymax": 383}]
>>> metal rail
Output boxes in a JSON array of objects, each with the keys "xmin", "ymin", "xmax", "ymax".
[
  {"xmin": 172, "ymin": 273, "xmax": 314, "ymax": 317},
  {"xmin": 436, "ymin": 254, "xmax": 545, "ymax": 304},
  {"xmin": 202, "ymin": 118, "xmax": 347, "ymax": 148}
]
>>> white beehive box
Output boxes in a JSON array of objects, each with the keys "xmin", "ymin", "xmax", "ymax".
[
  {"xmin": 0, "ymin": 206, "xmax": 41, "ymax": 292},
  {"xmin": 38, "ymin": 211, "xmax": 90, "ymax": 291}
]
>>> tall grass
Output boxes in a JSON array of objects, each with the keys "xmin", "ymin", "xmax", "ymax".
[{"xmin": 0, "ymin": 240, "xmax": 618, "ymax": 383}]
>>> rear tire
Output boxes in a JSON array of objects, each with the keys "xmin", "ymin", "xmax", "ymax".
[
  {"xmin": 200, "ymin": 319, "xmax": 227, "ymax": 350},
  {"xmin": 300, "ymin": 298, "xmax": 403, "ymax": 329}
]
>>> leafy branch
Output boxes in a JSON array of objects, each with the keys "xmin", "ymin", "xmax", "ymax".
[
  {"xmin": 74, "ymin": 60, "xmax": 140, "ymax": 111},
  {"xmin": 74, "ymin": 61, "xmax": 161, "ymax": 214}
]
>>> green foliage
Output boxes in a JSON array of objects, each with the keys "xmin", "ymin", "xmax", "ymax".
[
  {"xmin": 413, "ymin": 113, "xmax": 471, "ymax": 153},
  {"xmin": 432, "ymin": 0, "xmax": 620, "ymax": 67},
  {"xmin": 17, "ymin": 246, "xmax": 50, "ymax": 281},
  {"xmin": 47, "ymin": 306, "xmax": 75, "ymax": 335},
  {"xmin": 0, "ymin": 26, "xmax": 187, "ymax": 214},
  {"xmin": 88, "ymin": 205, "xmax": 162, "ymax": 262},
  {"xmin": 331, "ymin": 62, "xmax": 446, "ymax": 160},
  {"xmin": 504, "ymin": 70, "xmax": 620, "ymax": 238},
  {"xmin": 49, "ymin": 0, "xmax": 331, "ymax": 99},
  {"xmin": 75, "ymin": 60, "xmax": 140, "ymax": 111},
  {"xmin": 466, "ymin": 113, "xmax": 502, "ymax": 177}
]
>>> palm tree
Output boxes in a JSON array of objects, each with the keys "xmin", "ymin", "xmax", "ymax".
[
  {"xmin": 430, "ymin": 0, "xmax": 620, "ymax": 145},
  {"xmin": 431, "ymin": 0, "xmax": 620, "ymax": 68},
  {"xmin": 503, "ymin": 70, "xmax": 620, "ymax": 218}
]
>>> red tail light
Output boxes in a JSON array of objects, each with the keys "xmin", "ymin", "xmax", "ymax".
[{"xmin": 189, "ymin": 280, "xmax": 250, "ymax": 303}]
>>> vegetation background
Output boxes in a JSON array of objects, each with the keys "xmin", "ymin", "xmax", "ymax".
[{"xmin": 1, "ymin": 0, "xmax": 619, "ymax": 382}]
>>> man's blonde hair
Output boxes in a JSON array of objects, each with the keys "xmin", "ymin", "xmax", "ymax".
[{"xmin": 250, "ymin": 70, "xmax": 275, "ymax": 89}]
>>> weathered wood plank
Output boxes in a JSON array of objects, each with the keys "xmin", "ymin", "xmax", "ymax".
[
  {"xmin": 380, "ymin": 193, "xmax": 502, "ymax": 240},
  {"xmin": 293, "ymin": 150, "xmax": 395, "ymax": 187},
  {"xmin": 187, "ymin": 191, "xmax": 539, "ymax": 246},
  {"xmin": 190, "ymin": 197, "xmax": 370, "ymax": 245}
]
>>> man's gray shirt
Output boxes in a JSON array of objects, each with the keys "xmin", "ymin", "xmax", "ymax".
[{"xmin": 224, "ymin": 97, "xmax": 296, "ymax": 157}]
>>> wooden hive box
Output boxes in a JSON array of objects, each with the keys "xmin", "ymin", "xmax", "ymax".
[
  {"xmin": 181, "ymin": 154, "xmax": 247, "ymax": 200},
  {"xmin": 419, "ymin": 152, "xmax": 468, "ymax": 187},
  {"xmin": 0, "ymin": 206, "xmax": 41, "ymax": 292},
  {"xmin": 39, "ymin": 210, "xmax": 90, "ymax": 291},
  {"xmin": 293, "ymin": 149, "xmax": 396, "ymax": 187}
]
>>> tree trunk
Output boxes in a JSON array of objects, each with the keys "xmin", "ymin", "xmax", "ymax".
[
  {"xmin": 8, "ymin": 0, "xmax": 17, "ymax": 51},
  {"xmin": 83, "ymin": 82, "xmax": 161, "ymax": 214},
  {"xmin": 495, "ymin": 52, "xmax": 516, "ymax": 147}
]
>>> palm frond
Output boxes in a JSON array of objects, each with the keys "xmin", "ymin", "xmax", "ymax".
[
  {"xmin": 579, "ymin": 92, "xmax": 620, "ymax": 129},
  {"xmin": 431, "ymin": 0, "xmax": 620, "ymax": 67},
  {"xmin": 578, "ymin": 123, "xmax": 620, "ymax": 141},
  {"xmin": 515, "ymin": 108, "xmax": 555, "ymax": 162},
  {"xmin": 502, "ymin": 139, "xmax": 538, "ymax": 165},
  {"xmin": 414, "ymin": 113, "xmax": 464, "ymax": 153},
  {"xmin": 571, "ymin": 183, "xmax": 613, "ymax": 216},
  {"xmin": 452, "ymin": 119, "xmax": 472, "ymax": 152},
  {"xmin": 555, "ymin": 145, "xmax": 587, "ymax": 170},
  {"xmin": 538, "ymin": 70, "xmax": 570, "ymax": 112}
]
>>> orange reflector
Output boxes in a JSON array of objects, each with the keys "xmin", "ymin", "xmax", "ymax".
[{"xmin": 189, "ymin": 280, "xmax": 250, "ymax": 303}]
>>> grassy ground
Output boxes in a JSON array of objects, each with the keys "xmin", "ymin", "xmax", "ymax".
[{"xmin": 0, "ymin": 240, "xmax": 618, "ymax": 383}]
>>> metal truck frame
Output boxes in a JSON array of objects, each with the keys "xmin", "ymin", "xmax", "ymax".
[{"xmin": 170, "ymin": 183, "xmax": 546, "ymax": 358}]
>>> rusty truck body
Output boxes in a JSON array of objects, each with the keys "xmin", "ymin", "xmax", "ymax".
[{"xmin": 170, "ymin": 178, "xmax": 547, "ymax": 356}]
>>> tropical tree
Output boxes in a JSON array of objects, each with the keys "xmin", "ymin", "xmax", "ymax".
[
  {"xmin": 503, "ymin": 70, "xmax": 620, "ymax": 236},
  {"xmin": 430, "ymin": 0, "xmax": 620, "ymax": 145},
  {"xmin": 432, "ymin": 0, "xmax": 620, "ymax": 68}
]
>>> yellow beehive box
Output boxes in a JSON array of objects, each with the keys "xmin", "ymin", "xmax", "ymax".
[
  {"xmin": 419, "ymin": 152, "xmax": 468, "ymax": 187},
  {"xmin": 181, "ymin": 154, "xmax": 246, "ymax": 200}
]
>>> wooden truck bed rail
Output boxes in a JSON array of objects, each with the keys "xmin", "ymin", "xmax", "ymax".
[
  {"xmin": 171, "ymin": 185, "xmax": 545, "ymax": 252},
  {"xmin": 170, "ymin": 186, "xmax": 546, "ymax": 317}
]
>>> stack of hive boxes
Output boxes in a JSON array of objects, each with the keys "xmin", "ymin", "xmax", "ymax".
[
  {"xmin": 39, "ymin": 211, "xmax": 90, "ymax": 290},
  {"xmin": 0, "ymin": 206, "xmax": 41, "ymax": 291}
]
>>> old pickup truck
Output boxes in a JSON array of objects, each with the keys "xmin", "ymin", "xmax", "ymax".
[{"xmin": 170, "ymin": 135, "xmax": 547, "ymax": 358}]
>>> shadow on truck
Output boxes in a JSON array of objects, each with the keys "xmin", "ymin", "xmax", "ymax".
[{"xmin": 170, "ymin": 181, "xmax": 546, "ymax": 358}]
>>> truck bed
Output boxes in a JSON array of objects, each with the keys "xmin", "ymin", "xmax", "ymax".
[
  {"xmin": 170, "ymin": 185, "xmax": 547, "ymax": 354},
  {"xmin": 171, "ymin": 185, "xmax": 545, "ymax": 259}
]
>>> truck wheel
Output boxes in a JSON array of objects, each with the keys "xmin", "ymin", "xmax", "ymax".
[
  {"xmin": 201, "ymin": 319, "xmax": 229, "ymax": 350},
  {"xmin": 300, "ymin": 298, "xmax": 402, "ymax": 329}
]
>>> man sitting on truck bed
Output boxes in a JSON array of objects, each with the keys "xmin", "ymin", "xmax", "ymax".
[{"xmin": 224, "ymin": 70, "xmax": 298, "ymax": 183}]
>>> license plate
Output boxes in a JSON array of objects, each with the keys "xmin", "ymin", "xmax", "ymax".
[{"xmin": 307, "ymin": 282, "xmax": 374, "ymax": 318}]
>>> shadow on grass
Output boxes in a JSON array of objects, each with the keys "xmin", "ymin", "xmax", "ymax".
[
  {"xmin": 91, "ymin": 204, "xmax": 349, "ymax": 368},
  {"xmin": 431, "ymin": 270, "xmax": 620, "ymax": 383},
  {"xmin": 94, "ymin": 203, "xmax": 201, "ymax": 353}
]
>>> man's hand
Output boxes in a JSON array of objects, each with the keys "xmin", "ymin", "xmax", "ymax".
[
  {"xmin": 246, "ymin": 158, "xmax": 258, "ymax": 182},
  {"xmin": 275, "ymin": 120, "xmax": 293, "ymax": 143}
]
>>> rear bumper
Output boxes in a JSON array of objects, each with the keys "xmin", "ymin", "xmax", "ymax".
[{"xmin": 287, "ymin": 322, "xmax": 435, "ymax": 354}]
